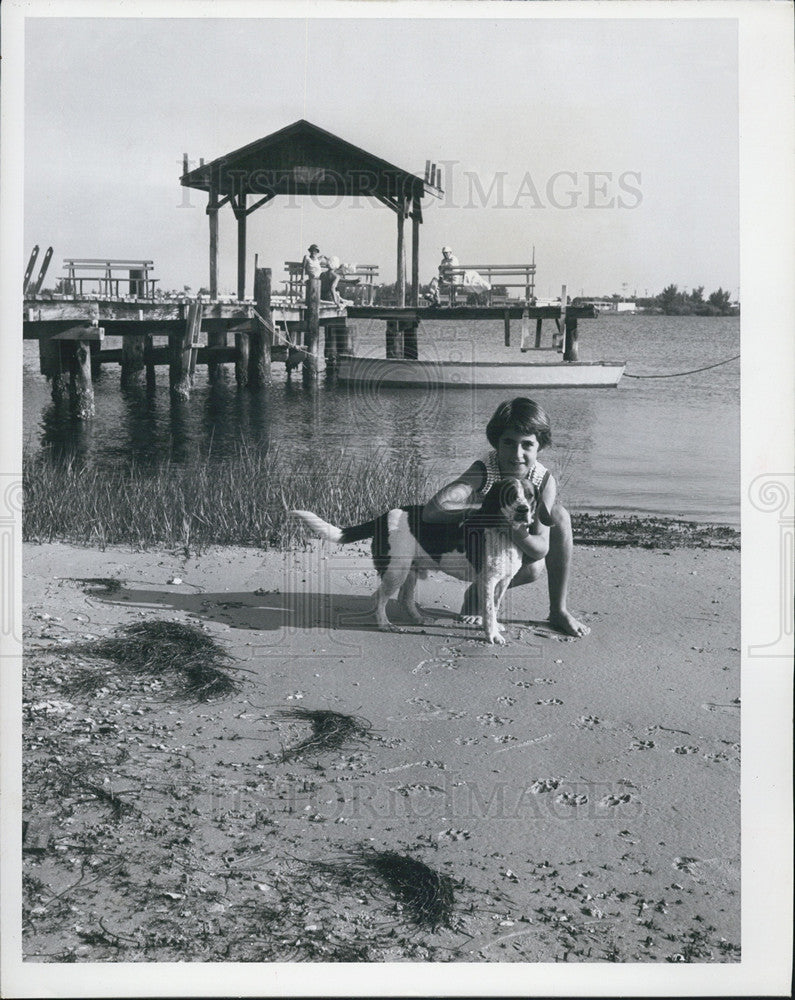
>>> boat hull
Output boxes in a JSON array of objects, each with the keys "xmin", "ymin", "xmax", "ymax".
[{"xmin": 336, "ymin": 356, "xmax": 625, "ymax": 388}]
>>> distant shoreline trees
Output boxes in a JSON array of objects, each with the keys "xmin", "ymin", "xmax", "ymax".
[{"xmin": 639, "ymin": 285, "xmax": 738, "ymax": 316}]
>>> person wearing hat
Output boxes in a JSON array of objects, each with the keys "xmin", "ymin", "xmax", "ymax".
[
  {"xmin": 302, "ymin": 244, "xmax": 325, "ymax": 281},
  {"xmin": 427, "ymin": 245, "xmax": 459, "ymax": 306}
]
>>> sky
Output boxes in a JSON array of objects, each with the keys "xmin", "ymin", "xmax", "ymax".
[{"xmin": 23, "ymin": 13, "xmax": 739, "ymax": 298}]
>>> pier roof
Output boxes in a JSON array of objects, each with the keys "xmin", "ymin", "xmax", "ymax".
[{"xmin": 181, "ymin": 119, "xmax": 427, "ymax": 214}]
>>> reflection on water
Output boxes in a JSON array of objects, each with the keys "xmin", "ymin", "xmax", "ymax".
[{"xmin": 23, "ymin": 315, "xmax": 740, "ymax": 524}]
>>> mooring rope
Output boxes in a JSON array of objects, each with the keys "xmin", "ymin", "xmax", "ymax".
[{"xmin": 623, "ymin": 354, "xmax": 740, "ymax": 379}]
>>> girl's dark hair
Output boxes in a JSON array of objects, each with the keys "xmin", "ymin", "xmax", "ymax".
[{"xmin": 485, "ymin": 397, "xmax": 552, "ymax": 449}]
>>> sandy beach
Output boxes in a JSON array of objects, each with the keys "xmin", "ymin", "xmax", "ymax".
[{"xmin": 20, "ymin": 533, "xmax": 740, "ymax": 964}]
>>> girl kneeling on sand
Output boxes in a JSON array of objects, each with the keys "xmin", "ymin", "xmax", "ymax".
[{"xmin": 421, "ymin": 397, "xmax": 589, "ymax": 638}]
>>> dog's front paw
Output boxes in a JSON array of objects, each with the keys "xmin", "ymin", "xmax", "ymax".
[
  {"xmin": 486, "ymin": 629, "xmax": 507, "ymax": 645},
  {"xmin": 380, "ymin": 623, "xmax": 406, "ymax": 634}
]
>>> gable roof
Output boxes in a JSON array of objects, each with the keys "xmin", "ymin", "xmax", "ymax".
[{"xmin": 181, "ymin": 119, "xmax": 427, "ymax": 210}]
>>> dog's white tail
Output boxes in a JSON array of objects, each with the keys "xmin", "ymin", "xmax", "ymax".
[{"xmin": 290, "ymin": 509, "xmax": 344, "ymax": 543}]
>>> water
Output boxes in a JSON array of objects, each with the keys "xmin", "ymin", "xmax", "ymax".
[{"xmin": 22, "ymin": 314, "xmax": 740, "ymax": 526}]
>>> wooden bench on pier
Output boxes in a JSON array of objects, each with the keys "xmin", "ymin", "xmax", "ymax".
[
  {"xmin": 282, "ymin": 261, "xmax": 379, "ymax": 306},
  {"xmin": 433, "ymin": 263, "xmax": 536, "ymax": 307},
  {"xmin": 62, "ymin": 258, "xmax": 159, "ymax": 299}
]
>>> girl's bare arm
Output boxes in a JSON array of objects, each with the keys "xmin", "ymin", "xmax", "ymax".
[{"xmin": 422, "ymin": 463, "xmax": 486, "ymax": 523}]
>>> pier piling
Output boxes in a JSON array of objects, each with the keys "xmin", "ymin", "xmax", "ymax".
[
  {"xmin": 121, "ymin": 334, "xmax": 146, "ymax": 386},
  {"xmin": 403, "ymin": 321, "xmax": 418, "ymax": 360},
  {"xmin": 249, "ymin": 267, "xmax": 272, "ymax": 387},
  {"xmin": 145, "ymin": 335, "xmax": 156, "ymax": 389},
  {"xmin": 235, "ymin": 330, "xmax": 249, "ymax": 387},
  {"xmin": 385, "ymin": 319, "xmax": 403, "ymax": 359},
  {"xmin": 303, "ymin": 276, "xmax": 320, "ymax": 385},
  {"xmin": 563, "ymin": 315, "xmax": 579, "ymax": 362},
  {"xmin": 69, "ymin": 341, "xmax": 95, "ymax": 419},
  {"xmin": 170, "ymin": 301, "xmax": 202, "ymax": 399}
]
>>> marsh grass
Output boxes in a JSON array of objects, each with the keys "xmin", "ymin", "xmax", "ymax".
[{"xmin": 23, "ymin": 444, "xmax": 433, "ymax": 551}]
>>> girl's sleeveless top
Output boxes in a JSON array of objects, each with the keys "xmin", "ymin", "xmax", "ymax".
[{"xmin": 475, "ymin": 450, "xmax": 550, "ymax": 500}]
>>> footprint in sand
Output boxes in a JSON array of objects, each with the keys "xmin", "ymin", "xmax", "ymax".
[
  {"xmin": 555, "ymin": 791, "xmax": 588, "ymax": 806},
  {"xmin": 531, "ymin": 778, "xmax": 560, "ymax": 794},
  {"xmin": 630, "ymin": 739, "xmax": 656, "ymax": 750},
  {"xmin": 599, "ymin": 793, "xmax": 634, "ymax": 808},
  {"xmin": 497, "ymin": 695, "xmax": 517, "ymax": 707},
  {"xmin": 701, "ymin": 700, "xmax": 740, "ymax": 715},
  {"xmin": 672, "ymin": 745, "xmax": 700, "ymax": 755},
  {"xmin": 514, "ymin": 677, "xmax": 555, "ymax": 688},
  {"xmin": 477, "ymin": 713, "xmax": 511, "ymax": 726},
  {"xmin": 673, "ymin": 856, "xmax": 699, "ymax": 875},
  {"xmin": 536, "ymin": 698, "xmax": 563, "ymax": 706},
  {"xmin": 573, "ymin": 715, "xmax": 601, "ymax": 729}
]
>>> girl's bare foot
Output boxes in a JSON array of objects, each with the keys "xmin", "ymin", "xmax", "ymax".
[{"xmin": 549, "ymin": 608, "xmax": 590, "ymax": 637}]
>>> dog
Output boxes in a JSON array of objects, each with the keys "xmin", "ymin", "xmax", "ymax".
[{"xmin": 291, "ymin": 478, "xmax": 537, "ymax": 644}]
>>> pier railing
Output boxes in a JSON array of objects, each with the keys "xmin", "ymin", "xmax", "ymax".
[
  {"xmin": 62, "ymin": 258, "xmax": 159, "ymax": 299},
  {"xmin": 282, "ymin": 261, "xmax": 379, "ymax": 306},
  {"xmin": 434, "ymin": 263, "xmax": 536, "ymax": 307}
]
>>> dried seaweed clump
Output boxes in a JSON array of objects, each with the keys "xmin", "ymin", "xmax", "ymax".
[
  {"xmin": 277, "ymin": 707, "xmax": 371, "ymax": 761},
  {"xmin": 312, "ymin": 850, "xmax": 455, "ymax": 931},
  {"xmin": 363, "ymin": 850, "xmax": 455, "ymax": 930},
  {"xmin": 73, "ymin": 620, "xmax": 238, "ymax": 700}
]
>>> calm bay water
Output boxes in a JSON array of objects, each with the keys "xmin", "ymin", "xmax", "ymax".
[{"xmin": 22, "ymin": 314, "xmax": 740, "ymax": 526}]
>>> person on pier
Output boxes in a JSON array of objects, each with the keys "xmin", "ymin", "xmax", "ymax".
[
  {"xmin": 302, "ymin": 244, "xmax": 325, "ymax": 281},
  {"xmin": 320, "ymin": 255, "xmax": 344, "ymax": 307},
  {"xmin": 427, "ymin": 245, "xmax": 459, "ymax": 306},
  {"xmin": 422, "ymin": 397, "xmax": 590, "ymax": 638}
]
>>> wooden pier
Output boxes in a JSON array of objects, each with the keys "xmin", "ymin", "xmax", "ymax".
[
  {"xmin": 24, "ymin": 120, "xmax": 601, "ymax": 417},
  {"xmin": 25, "ymin": 267, "xmax": 595, "ymax": 417}
]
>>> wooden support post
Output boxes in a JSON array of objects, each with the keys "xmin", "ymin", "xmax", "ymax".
[
  {"xmin": 235, "ymin": 331, "xmax": 250, "ymax": 387},
  {"xmin": 69, "ymin": 341, "xmax": 95, "ymax": 419},
  {"xmin": 121, "ymin": 335, "xmax": 145, "ymax": 386},
  {"xmin": 411, "ymin": 203, "xmax": 420, "ymax": 307},
  {"xmin": 207, "ymin": 330, "xmax": 226, "ymax": 382},
  {"xmin": 236, "ymin": 194, "xmax": 247, "ymax": 301},
  {"xmin": 557, "ymin": 283, "xmax": 567, "ymax": 353},
  {"xmin": 303, "ymin": 276, "xmax": 320, "ymax": 385},
  {"xmin": 39, "ymin": 338, "xmax": 67, "ymax": 403},
  {"xmin": 563, "ymin": 315, "xmax": 579, "ymax": 362},
  {"xmin": 90, "ymin": 340, "xmax": 102, "ymax": 380},
  {"xmin": 170, "ymin": 301, "xmax": 202, "ymax": 399},
  {"xmin": 340, "ymin": 323, "xmax": 355, "ymax": 356},
  {"xmin": 535, "ymin": 317, "xmax": 543, "ymax": 348},
  {"xmin": 503, "ymin": 310, "xmax": 511, "ymax": 347},
  {"xmin": 385, "ymin": 319, "xmax": 403, "ymax": 359},
  {"xmin": 403, "ymin": 321, "xmax": 418, "ymax": 360},
  {"xmin": 324, "ymin": 321, "xmax": 340, "ymax": 372},
  {"xmin": 145, "ymin": 335, "xmax": 156, "ymax": 389},
  {"xmin": 249, "ymin": 266, "xmax": 272, "ymax": 387},
  {"xmin": 208, "ymin": 181, "xmax": 219, "ymax": 300},
  {"xmin": 396, "ymin": 197, "xmax": 406, "ymax": 308}
]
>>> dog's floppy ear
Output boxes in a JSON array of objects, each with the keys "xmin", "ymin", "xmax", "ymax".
[{"xmin": 480, "ymin": 481, "xmax": 506, "ymax": 516}]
